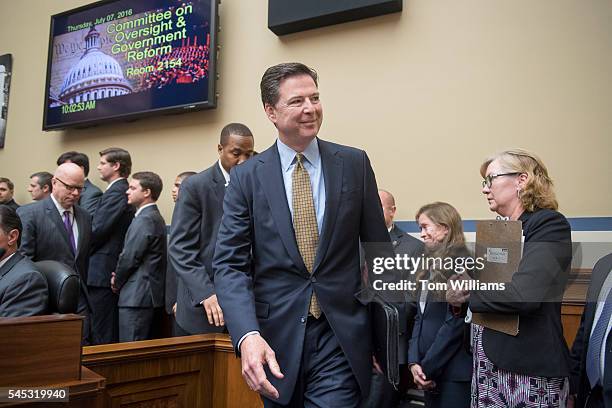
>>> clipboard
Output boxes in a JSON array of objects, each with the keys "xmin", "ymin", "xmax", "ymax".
[{"xmin": 471, "ymin": 220, "xmax": 522, "ymax": 336}]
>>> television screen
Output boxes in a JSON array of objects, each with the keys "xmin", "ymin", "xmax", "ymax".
[{"xmin": 43, "ymin": 0, "xmax": 218, "ymax": 130}]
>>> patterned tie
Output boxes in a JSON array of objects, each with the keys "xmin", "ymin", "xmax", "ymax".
[
  {"xmin": 63, "ymin": 210, "xmax": 77, "ymax": 254},
  {"xmin": 586, "ymin": 287, "xmax": 612, "ymax": 388},
  {"xmin": 292, "ymin": 153, "xmax": 321, "ymax": 318}
]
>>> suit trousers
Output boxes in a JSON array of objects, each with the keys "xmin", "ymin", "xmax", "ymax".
[
  {"xmin": 586, "ymin": 385, "xmax": 605, "ymax": 408},
  {"xmin": 424, "ymin": 381, "xmax": 470, "ymax": 408},
  {"xmin": 263, "ymin": 315, "xmax": 360, "ymax": 408},
  {"xmin": 119, "ymin": 307, "xmax": 155, "ymax": 342},
  {"xmin": 89, "ymin": 286, "xmax": 118, "ymax": 344}
]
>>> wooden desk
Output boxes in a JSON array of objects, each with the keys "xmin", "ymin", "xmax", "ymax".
[{"xmin": 83, "ymin": 334, "xmax": 262, "ymax": 408}]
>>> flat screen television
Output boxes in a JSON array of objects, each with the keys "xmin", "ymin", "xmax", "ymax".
[{"xmin": 43, "ymin": 0, "xmax": 218, "ymax": 130}]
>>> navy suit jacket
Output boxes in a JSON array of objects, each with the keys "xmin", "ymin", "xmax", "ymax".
[
  {"xmin": 0, "ymin": 253, "xmax": 48, "ymax": 317},
  {"xmin": 88, "ymin": 178, "xmax": 134, "ymax": 287},
  {"xmin": 115, "ymin": 205, "xmax": 167, "ymax": 308},
  {"xmin": 570, "ymin": 252, "xmax": 612, "ymax": 407},
  {"xmin": 213, "ymin": 139, "xmax": 391, "ymax": 405},
  {"xmin": 408, "ymin": 299, "xmax": 472, "ymax": 382},
  {"xmin": 169, "ymin": 162, "xmax": 226, "ymax": 334},
  {"xmin": 470, "ymin": 208, "xmax": 572, "ymax": 377},
  {"xmin": 79, "ymin": 179, "xmax": 102, "ymax": 217}
]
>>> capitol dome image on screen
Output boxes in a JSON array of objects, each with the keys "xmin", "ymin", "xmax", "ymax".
[{"xmin": 58, "ymin": 26, "xmax": 132, "ymax": 104}]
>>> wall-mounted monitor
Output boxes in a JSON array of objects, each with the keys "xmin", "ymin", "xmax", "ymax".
[{"xmin": 43, "ymin": 0, "xmax": 218, "ymax": 131}]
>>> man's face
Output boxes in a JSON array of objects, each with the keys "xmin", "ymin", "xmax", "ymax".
[
  {"xmin": 378, "ymin": 192, "xmax": 396, "ymax": 229},
  {"xmin": 97, "ymin": 155, "xmax": 118, "ymax": 182},
  {"xmin": 265, "ymin": 74, "xmax": 322, "ymax": 147},
  {"xmin": 0, "ymin": 224, "xmax": 19, "ymax": 260},
  {"xmin": 126, "ymin": 179, "xmax": 147, "ymax": 207},
  {"xmin": 28, "ymin": 177, "xmax": 48, "ymax": 201},
  {"xmin": 0, "ymin": 182, "xmax": 13, "ymax": 204},
  {"xmin": 218, "ymin": 134, "xmax": 255, "ymax": 173},
  {"xmin": 52, "ymin": 175, "xmax": 83, "ymax": 209}
]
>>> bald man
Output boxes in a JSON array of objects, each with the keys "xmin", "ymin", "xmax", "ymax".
[{"xmin": 18, "ymin": 163, "xmax": 93, "ymax": 344}]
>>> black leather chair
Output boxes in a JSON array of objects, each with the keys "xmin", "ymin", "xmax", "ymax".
[{"xmin": 35, "ymin": 260, "xmax": 80, "ymax": 314}]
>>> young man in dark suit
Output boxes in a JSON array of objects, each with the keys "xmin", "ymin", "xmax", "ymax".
[
  {"xmin": 0, "ymin": 206, "xmax": 48, "ymax": 317},
  {"xmin": 213, "ymin": 63, "xmax": 391, "ymax": 407},
  {"xmin": 111, "ymin": 172, "xmax": 166, "ymax": 342},
  {"xmin": 169, "ymin": 123, "xmax": 254, "ymax": 335},
  {"xmin": 17, "ymin": 163, "xmax": 92, "ymax": 343},
  {"xmin": 57, "ymin": 151, "xmax": 103, "ymax": 217},
  {"xmin": 88, "ymin": 147, "xmax": 134, "ymax": 344},
  {"xmin": 570, "ymin": 252, "xmax": 612, "ymax": 408},
  {"xmin": 0, "ymin": 178, "xmax": 19, "ymax": 210}
]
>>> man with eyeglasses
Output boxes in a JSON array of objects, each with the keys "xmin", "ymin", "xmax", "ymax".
[
  {"xmin": 17, "ymin": 163, "xmax": 93, "ymax": 344},
  {"xmin": 88, "ymin": 147, "xmax": 135, "ymax": 344}
]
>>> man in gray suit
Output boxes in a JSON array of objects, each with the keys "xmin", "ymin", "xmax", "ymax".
[
  {"xmin": 0, "ymin": 206, "xmax": 48, "ymax": 317},
  {"xmin": 111, "ymin": 172, "xmax": 166, "ymax": 342},
  {"xmin": 169, "ymin": 123, "xmax": 254, "ymax": 335},
  {"xmin": 166, "ymin": 170, "xmax": 196, "ymax": 336},
  {"xmin": 57, "ymin": 151, "xmax": 102, "ymax": 217},
  {"xmin": 17, "ymin": 163, "xmax": 92, "ymax": 343}
]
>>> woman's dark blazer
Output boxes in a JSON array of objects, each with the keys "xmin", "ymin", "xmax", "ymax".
[
  {"xmin": 470, "ymin": 208, "xmax": 573, "ymax": 378},
  {"xmin": 408, "ymin": 297, "xmax": 472, "ymax": 382}
]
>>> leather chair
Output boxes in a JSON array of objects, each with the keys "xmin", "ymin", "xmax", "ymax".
[{"xmin": 35, "ymin": 260, "xmax": 79, "ymax": 314}]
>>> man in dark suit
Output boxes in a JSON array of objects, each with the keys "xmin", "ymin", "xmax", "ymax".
[
  {"xmin": 570, "ymin": 252, "xmax": 612, "ymax": 408},
  {"xmin": 165, "ymin": 171, "xmax": 195, "ymax": 335},
  {"xmin": 88, "ymin": 147, "xmax": 134, "ymax": 344},
  {"xmin": 362, "ymin": 190, "xmax": 425, "ymax": 408},
  {"xmin": 57, "ymin": 151, "xmax": 103, "ymax": 216},
  {"xmin": 111, "ymin": 172, "xmax": 166, "ymax": 342},
  {"xmin": 213, "ymin": 63, "xmax": 391, "ymax": 407},
  {"xmin": 169, "ymin": 123, "xmax": 254, "ymax": 335},
  {"xmin": 0, "ymin": 206, "xmax": 48, "ymax": 317},
  {"xmin": 17, "ymin": 163, "xmax": 92, "ymax": 343},
  {"xmin": 0, "ymin": 177, "xmax": 19, "ymax": 210}
]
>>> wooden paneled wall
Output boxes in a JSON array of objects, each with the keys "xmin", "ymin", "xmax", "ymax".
[
  {"xmin": 82, "ymin": 334, "xmax": 262, "ymax": 408},
  {"xmin": 561, "ymin": 268, "xmax": 591, "ymax": 347}
]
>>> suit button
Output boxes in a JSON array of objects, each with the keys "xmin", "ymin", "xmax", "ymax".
[
  {"xmin": 300, "ymin": 317, "xmax": 306, "ymax": 324},
  {"xmin": 311, "ymin": 277, "xmax": 317, "ymax": 283}
]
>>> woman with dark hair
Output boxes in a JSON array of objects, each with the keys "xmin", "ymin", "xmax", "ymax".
[
  {"xmin": 408, "ymin": 201, "xmax": 472, "ymax": 408},
  {"xmin": 447, "ymin": 149, "xmax": 573, "ymax": 407}
]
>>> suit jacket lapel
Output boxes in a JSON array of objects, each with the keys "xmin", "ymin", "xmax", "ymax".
[
  {"xmin": 212, "ymin": 162, "xmax": 226, "ymax": 206},
  {"xmin": 0, "ymin": 253, "xmax": 23, "ymax": 279},
  {"xmin": 74, "ymin": 205, "xmax": 88, "ymax": 259},
  {"xmin": 584, "ymin": 261, "xmax": 612, "ymax": 356},
  {"xmin": 45, "ymin": 197, "xmax": 73, "ymax": 253},
  {"xmin": 257, "ymin": 144, "xmax": 308, "ymax": 275},
  {"xmin": 313, "ymin": 139, "xmax": 342, "ymax": 272}
]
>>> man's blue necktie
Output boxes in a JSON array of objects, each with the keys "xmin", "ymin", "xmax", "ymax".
[{"xmin": 586, "ymin": 287, "xmax": 612, "ymax": 388}]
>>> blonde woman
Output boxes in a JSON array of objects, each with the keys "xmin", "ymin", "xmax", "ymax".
[{"xmin": 448, "ymin": 149, "xmax": 572, "ymax": 408}]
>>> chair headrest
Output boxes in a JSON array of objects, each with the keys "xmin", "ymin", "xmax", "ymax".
[{"xmin": 34, "ymin": 260, "xmax": 79, "ymax": 314}]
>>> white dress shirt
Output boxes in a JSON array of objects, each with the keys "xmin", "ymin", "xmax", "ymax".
[{"xmin": 51, "ymin": 194, "xmax": 79, "ymax": 252}]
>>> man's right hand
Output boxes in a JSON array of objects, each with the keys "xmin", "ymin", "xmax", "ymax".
[
  {"xmin": 240, "ymin": 334, "xmax": 284, "ymax": 400},
  {"xmin": 202, "ymin": 294, "xmax": 224, "ymax": 326}
]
